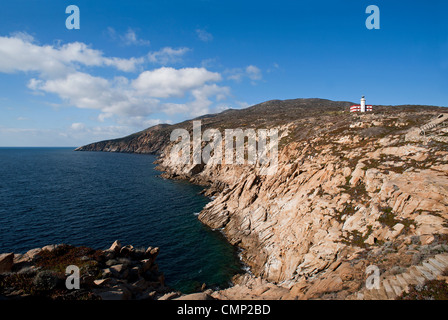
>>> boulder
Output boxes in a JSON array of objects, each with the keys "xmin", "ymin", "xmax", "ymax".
[
  {"xmin": 108, "ymin": 240, "xmax": 122, "ymax": 253},
  {"xmin": 102, "ymin": 268, "xmax": 112, "ymax": 277},
  {"xmin": 144, "ymin": 246, "xmax": 153, "ymax": 258},
  {"xmin": 145, "ymin": 246, "xmax": 160, "ymax": 260},
  {"xmin": 140, "ymin": 259, "xmax": 153, "ymax": 273},
  {"xmin": 110, "ymin": 264, "xmax": 125, "ymax": 273},
  {"xmin": 105, "ymin": 259, "xmax": 119, "ymax": 267},
  {"xmin": 174, "ymin": 292, "xmax": 214, "ymax": 300},
  {"xmin": 23, "ymin": 248, "xmax": 42, "ymax": 262},
  {"xmin": 41, "ymin": 244, "xmax": 60, "ymax": 252},
  {"xmin": 94, "ymin": 278, "xmax": 113, "ymax": 286},
  {"xmin": 110, "ymin": 264, "xmax": 129, "ymax": 279},
  {"xmin": 120, "ymin": 245, "xmax": 134, "ymax": 257},
  {"xmin": 384, "ymin": 223, "xmax": 405, "ymax": 240},
  {"xmin": 0, "ymin": 253, "xmax": 14, "ymax": 274}
]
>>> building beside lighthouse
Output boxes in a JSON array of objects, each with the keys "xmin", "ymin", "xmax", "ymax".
[{"xmin": 350, "ymin": 96, "xmax": 373, "ymax": 112}]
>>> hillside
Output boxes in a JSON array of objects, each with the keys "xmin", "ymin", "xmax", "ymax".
[
  {"xmin": 76, "ymin": 98, "xmax": 448, "ymax": 300},
  {"xmin": 76, "ymin": 98, "xmax": 445, "ymax": 155}
]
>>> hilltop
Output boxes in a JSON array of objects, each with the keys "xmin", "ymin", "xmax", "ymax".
[{"xmin": 75, "ymin": 98, "xmax": 445, "ymax": 155}]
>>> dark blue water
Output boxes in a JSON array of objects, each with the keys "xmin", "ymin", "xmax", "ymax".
[{"xmin": 0, "ymin": 148, "xmax": 241, "ymax": 292}]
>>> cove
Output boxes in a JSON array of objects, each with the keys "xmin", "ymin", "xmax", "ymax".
[{"xmin": 0, "ymin": 147, "xmax": 243, "ymax": 293}]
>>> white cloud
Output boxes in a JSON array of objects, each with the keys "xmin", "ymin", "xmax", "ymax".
[
  {"xmin": 29, "ymin": 67, "xmax": 228, "ymax": 123},
  {"xmin": 132, "ymin": 67, "xmax": 222, "ymax": 98},
  {"xmin": 27, "ymin": 78, "xmax": 43, "ymax": 90},
  {"xmin": 189, "ymin": 84, "xmax": 230, "ymax": 116},
  {"xmin": 211, "ymin": 100, "xmax": 249, "ymax": 114},
  {"xmin": 0, "ymin": 35, "xmax": 144, "ymax": 76},
  {"xmin": 162, "ymin": 84, "xmax": 230, "ymax": 117},
  {"xmin": 246, "ymin": 65, "xmax": 262, "ymax": 81},
  {"xmin": 196, "ymin": 29, "xmax": 213, "ymax": 42},
  {"xmin": 226, "ymin": 68, "xmax": 244, "ymax": 82},
  {"xmin": 116, "ymin": 117, "xmax": 169, "ymax": 128},
  {"xmin": 32, "ymin": 71, "xmax": 161, "ymax": 121},
  {"xmin": 0, "ymin": 33, "xmax": 234, "ymax": 137},
  {"xmin": 148, "ymin": 47, "xmax": 190, "ymax": 65},
  {"xmin": 225, "ymin": 65, "xmax": 263, "ymax": 83},
  {"xmin": 235, "ymin": 101, "xmax": 250, "ymax": 109},
  {"xmin": 0, "ymin": 36, "xmax": 69, "ymax": 76},
  {"xmin": 213, "ymin": 104, "xmax": 231, "ymax": 113},
  {"xmin": 10, "ymin": 31, "xmax": 35, "ymax": 43},
  {"xmin": 121, "ymin": 28, "xmax": 151, "ymax": 46},
  {"xmin": 107, "ymin": 27, "xmax": 150, "ymax": 46},
  {"xmin": 163, "ymin": 103, "xmax": 190, "ymax": 115},
  {"xmin": 103, "ymin": 56, "xmax": 145, "ymax": 72},
  {"xmin": 71, "ymin": 122, "xmax": 86, "ymax": 131}
]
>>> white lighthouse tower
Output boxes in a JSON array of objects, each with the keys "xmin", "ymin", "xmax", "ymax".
[
  {"xmin": 350, "ymin": 96, "xmax": 373, "ymax": 113},
  {"xmin": 360, "ymin": 96, "xmax": 366, "ymax": 112}
]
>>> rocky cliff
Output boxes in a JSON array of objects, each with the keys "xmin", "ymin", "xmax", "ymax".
[{"xmin": 76, "ymin": 99, "xmax": 448, "ymax": 299}]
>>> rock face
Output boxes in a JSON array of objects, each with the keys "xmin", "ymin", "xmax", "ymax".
[
  {"xmin": 159, "ymin": 114, "xmax": 448, "ymax": 278},
  {"xmin": 75, "ymin": 99, "xmax": 448, "ymax": 299},
  {"xmin": 0, "ymin": 253, "xmax": 14, "ymax": 274}
]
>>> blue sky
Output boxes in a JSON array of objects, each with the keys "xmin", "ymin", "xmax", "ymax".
[{"xmin": 0, "ymin": 0, "xmax": 446, "ymax": 146}]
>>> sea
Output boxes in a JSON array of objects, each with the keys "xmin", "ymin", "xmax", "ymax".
[{"xmin": 0, "ymin": 147, "xmax": 242, "ymax": 293}]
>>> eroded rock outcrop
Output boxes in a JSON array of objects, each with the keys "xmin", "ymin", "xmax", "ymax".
[
  {"xmin": 76, "ymin": 99, "xmax": 448, "ymax": 299},
  {"xmin": 0, "ymin": 241, "xmax": 171, "ymax": 300}
]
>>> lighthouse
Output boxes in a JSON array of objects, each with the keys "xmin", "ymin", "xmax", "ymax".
[
  {"xmin": 350, "ymin": 96, "xmax": 373, "ymax": 113},
  {"xmin": 360, "ymin": 96, "xmax": 366, "ymax": 112}
]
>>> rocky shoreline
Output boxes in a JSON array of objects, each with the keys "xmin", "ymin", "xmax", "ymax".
[{"xmin": 0, "ymin": 241, "xmax": 215, "ymax": 300}]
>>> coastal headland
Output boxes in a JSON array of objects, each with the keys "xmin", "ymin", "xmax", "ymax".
[{"xmin": 3, "ymin": 98, "xmax": 448, "ymax": 300}]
